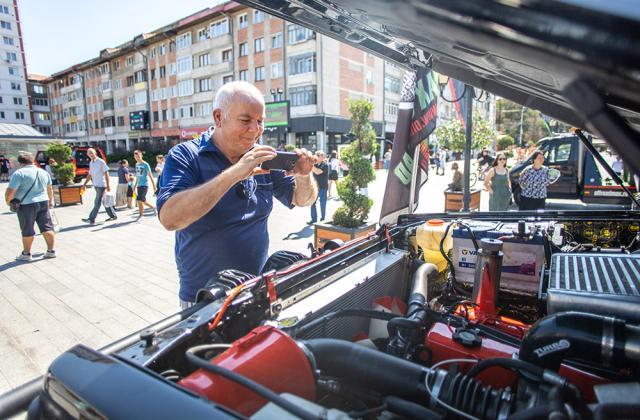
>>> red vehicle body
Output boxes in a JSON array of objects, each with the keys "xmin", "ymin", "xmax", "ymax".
[{"xmin": 35, "ymin": 146, "xmax": 107, "ymax": 183}]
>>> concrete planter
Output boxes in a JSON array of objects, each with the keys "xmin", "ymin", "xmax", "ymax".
[
  {"xmin": 314, "ymin": 220, "xmax": 377, "ymax": 251},
  {"xmin": 53, "ymin": 184, "xmax": 83, "ymax": 207},
  {"xmin": 444, "ymin": 188, "xmax": 481, "ymax": 211}
]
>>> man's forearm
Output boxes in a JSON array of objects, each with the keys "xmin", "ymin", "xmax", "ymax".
[
  {"xmin": 47, "ymin": 185, "xmax": 53, "ymax": 202},
  {"xmin": 292, "ymin": 174, "xmax": 317, "ymax": 207},
  {"xmin": 83, "ymin": 175, "xmax": 91, "ymax": 186},
  {"xmin": 159, "ymin": 168, "xmax": 240, "ymax": 231}
]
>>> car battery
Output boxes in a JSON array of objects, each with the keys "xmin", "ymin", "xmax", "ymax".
[{"xmin": 451, "ymin": 222, "xmax": 544, "ymax": 293}]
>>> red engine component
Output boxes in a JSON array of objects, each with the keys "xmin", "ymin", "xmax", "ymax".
[
  {"xmin": 426, "ymin": 322, "xmax": 610, "ymax": 402},
  {"xmin": 179, "ymin": 326, "xmax": 316, "ymax": 416}
]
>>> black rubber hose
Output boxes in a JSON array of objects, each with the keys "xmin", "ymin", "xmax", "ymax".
[
  {"xmin": 385, "ymin": 396, "xmax": 441, "ymax": 420},
  {"xmin": 185, "ymin": 346, "xmax": 319, "ymax": 420},
  {"xmin": 302, "ymin": 338, "xmax": 429, "ymax": 402},
  {"xmin": 466, "ymin": 357, "xmax": 544, "ymax": 380},
  {"xmin": 290, "ymin": 309, "xmax": 398, "ymax": 338},
  {"xmin": 519, "ymin": 312, "xmax": 640, "ymax": 370},
  {"xmin": 505, "ymin": 405, "xmax": 552, "ymax": 420}
]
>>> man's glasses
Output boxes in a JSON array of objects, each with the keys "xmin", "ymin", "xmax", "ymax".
[{"xmin": 235, "ymin": 178, "xmax": 257, "ymax": 200}]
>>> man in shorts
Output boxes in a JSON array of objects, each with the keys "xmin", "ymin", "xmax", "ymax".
[
  {"xmin": 4, "ymin": 152, "xmax": 56, "ymax": 261},
  {"xmin": 0, "ymin": 154, "xmax": 11, "ymax": 181},
  {"xmin": 132, "ymin": 149, "xmax": 156, "ymax": 219}
]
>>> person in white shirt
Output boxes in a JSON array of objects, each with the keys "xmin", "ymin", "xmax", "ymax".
[
  {"xmin": 81, "ymin": 148, "xmax": 117, "ymax": 225},
  {"xmin": 328, "ymin": 151, "xmax": 340, "ymax": 198},
  {"xmin": 612, "ymin": 156, "xmax": 624, "ymax": 177}
]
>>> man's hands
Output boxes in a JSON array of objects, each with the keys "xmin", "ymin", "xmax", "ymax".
[
  {"xmin": 290, "ymin": 148, "xmax": 315, "ymax": 176},
  {"xmin": 229, "ymin": 145, "xmax": 277, "ymax": 180}
]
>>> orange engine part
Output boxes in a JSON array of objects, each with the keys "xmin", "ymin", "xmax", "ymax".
[{"xmin": 179, "ymin": 326, "xmax": 316, "ymax": 416}]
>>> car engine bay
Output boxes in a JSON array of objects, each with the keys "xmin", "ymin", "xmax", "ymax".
[{"xmin": 24, "ymin": 211, "xmax": 640, "ymax": 420}]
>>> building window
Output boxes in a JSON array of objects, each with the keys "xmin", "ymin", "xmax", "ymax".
[
  {"xmin": 0, "ymin": 6, "xmax": 9, "ymax": 14},
  {"xmin": 5, "ymin": 52, "xmax": 16, "ymax": 62},
  {"xmin": 153, "ymin": 110, "xmax": 159, "ymax": 122},
  {"xmin": 159, "ymin": 66, "xmax": 166, "ymax": 78},
  {"xmin": 239, "ymin": 42, "xmax": 248, "ymax": 57},
  {"xmin": 151, "ymin": 90, "xmax": 158, "ymax": 101},
  {"xmin": 125, "ymin": 56, "xmax": 133, "ymax": 67},
  {"xmin": 289, "ymin": 53, "xmax": 316, "ymax": 75},
  {"xmin": 178, "ymin": 80, "xmax": 194, "ymax": 96},
  {"xmin": 385, "ymin": 101, "xmax": 399, "ymax": 116},
  {"xmin": 222, "ymin": 49, "xmax": 232, "ymax": 62},
  {"xmin": 290, "ymin": 86, "xmax": 317, "ymax": 107},
  {"xmin": 288, "ymin": 24, "xmax": 313, "ymax": 44},
  {"xmin": 271, "ymin": 62, "xmax": 283, "ymax": 78},
  {"xmin": 198, "ymin": 78, "xmax": 211, "ymax": 92},
  {"xmin": 10, "ymin": 82, "xmax": 20, "ymax": 90},
  {"xmin": 197, "ymin": 102, "xmax": 213, "ymax": 117},
  {"xmin": 211, "ymin": 19, "xmax": 229, "ymax": 37},
  {"xmin": 134, "ymin": 91, "xmax": 146, "ymax": 105},
  {"xmin": 116, "ymin": 98, "xmax": 124, "ymax": 108},
  {"xmin": 160, "ymin": 87, "xmax": 167, "ymax": 99},
  {"xmin": 170, "ymin": 63, "xmax": 177, "ymax": 74},
  {"xmin": 238, "ymin": 14, "xmax": 248, "ymax": 29},
  {"xmin": 177, "ymin": 56, "xmax": 193, "ymax": 73},
  {"xmin": 254, "ymin": 37, "xmax": 264, "ymax": 53},
  {"xmin": 1, "ymin": 21, "xmax": 11, "ymax": 30},
  {"xmin": 114, "ymin": 79, "xmax": 121, "ymax": 89},
  {"xmin": 127, "ymin": 95, "xmax": 135, "ymax": 106},
  {"xmin": 254, "ymin": 10, "xmax": 265, "ymax": 23},
  {"xmin": 176, "ymin": 32, "xmax": 192, "ymax": 49},
  {"xmin": 3, "ymin": 36, "xmax": 12, "ymax": 45},
  {"xmin": 239, "ymin": 70, "xmax": 248, "ymax": 81},
  {"xmin": 8, "ymin": 66, "xmax": 17, "ymax": 76},
  {"xmin": 171, "ymin": 86, "xmax": 177, "ymax": 97},
  {"xmin": 271, "ymin": 33, "xmax": 282, "ymax": 49},
  {"xmin": 179, "ymin": 104, "xmax": 194, "ymax": 118},
  {"xmin": 117, "ymin": 116, "xmax": 125, "ymax": 126},
  {"xmin": 13, "ymin": 97, "xmax": 22, "ymax": 105},
  {"xmin": 159, "ymin": 44, "xmax": 166, "ymax": 55},
  {"xmin": 15, "ymin": 112, "xmax": 24, "ymax": 120},
  {"xmin": 198, "ymin": 53, "xmax": 210, "ymax": 67},
  {"xmin": 126, "ymin": 75, "xmax": 134, "ymax": 87},
  {"xmin": 384, "ymin": 75, "xmax": 401, "ymax": 93},
  {"xmin": 222, "ymin": 75, "xmax": 233, "ymax": 84},
  {"xmin": 161, "ymin": 109, "xmax": 167, "ymax": 121},
  {"xmin": 149, "ymin": 47, "xmax": 156, "ymax": 58},
  {"xmin": 113, "ymin": 60, "xmax": 120, "ymax": 71},
  {"xmin": 102, "ymin": 80, "xmax": 111, "ymax": 91},
  {"xmin": 197, "ymin": 27, "xmax": 209, "ymax": 41},
  {"xmin": 255, "ymin": 66, "xmax": 265, "ymax": 81},
  {"xmin": 0, "ymin": 111, "xmax": 4, "ymax": 118},
  {"xmin": 35, "ymin": 112, "xmax": 50, "ymax": 121}
]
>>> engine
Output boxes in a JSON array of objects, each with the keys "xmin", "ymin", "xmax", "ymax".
[{"xmin": 25, "ymin": 215, "xmax": 640, "ymax": 419}]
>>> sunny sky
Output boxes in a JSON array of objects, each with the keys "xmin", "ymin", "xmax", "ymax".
[{"xmin": 19, "ymin": 0, "xmax": 225, "ymax": 76}]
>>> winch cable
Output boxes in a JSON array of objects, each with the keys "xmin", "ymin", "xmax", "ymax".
[{"xmin": 185, "ymin": 344, "xmax": 320, "ymax": 420}]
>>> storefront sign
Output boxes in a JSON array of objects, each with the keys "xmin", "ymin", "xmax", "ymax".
[
  {"xmin": 180, "ymin": 126, "xmax": 210, "ymax": 140},
  {"xmin": 265, "ymin": 100, "xmax": 290, "ymax": 128}
]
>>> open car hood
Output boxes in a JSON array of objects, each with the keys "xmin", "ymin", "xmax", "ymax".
[{"xmin": 239, "ymin": 0, "xmax": 640, "ymax": 176}]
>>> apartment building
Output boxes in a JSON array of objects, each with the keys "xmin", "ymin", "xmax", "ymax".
[
  {"xmin": 45, "ymin": 2, "xmax": 493, "ymax": 155},
  {"xmin": 0, "ymin": 1, "xmax": 30, "ymax": 125},
  {"xmin": 27, "ymin": 73, "xmax": 51, "ymax": 134}
]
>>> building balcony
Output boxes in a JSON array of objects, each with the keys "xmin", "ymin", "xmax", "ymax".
[
  {"xmin": 105, "ymin": 126, "xmax": 115, "ymax": 135},
  {"xmin": 211, "ymin": 60, "xmax": 232, "ymax": 74},
  {"xmin": 134, "ymin": 81, "xmax": 148, "ymax": 91},
  {"xmin": 61, "ymin": 82, "xmax": 82, "ymax": 94},
  {"xmin": 288, "ymin": 72, "xmax": 316, "ymax": 86},
  {"xmin": 290, "ymin": 105, "xmax": 317, "ymax": 117}
]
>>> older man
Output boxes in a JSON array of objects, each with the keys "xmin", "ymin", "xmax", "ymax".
[
  {"xmin": 5, "ymin": 152, "xmax": 56, "ymax": 261},
  {"xmin": 157, "ymin": 81, "xmax": 317, "ymax": 307},
  {"xmin": 82, "ymin": 147, "xmax": 116, "ymax": 225}
]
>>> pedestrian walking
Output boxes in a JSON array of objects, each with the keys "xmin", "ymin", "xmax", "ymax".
[
  {"xmin": 155, "ymin": 154, "xmax": 165, "ymax": 195},
  {"xmin": 81, "ymin": 148, "xmax": 117, "ymax": 224},
  {"xmin": 518, "ymin": 150, "xmax": 556, "ymax": 210},
  {"xmin": 484, "ymin": 152, "xmax": 512, "ymax": 211},
  {"xmin": 328, "ymin": 151, "xmax": 339, "ymax": 198},
  {"xmin": 612, "ymin": 155, "xmax": 623, "ymax": 177},
  {"xmin": 437, "ymin": 148, "xmax": 447, "ymax": 175},
  {"xmin": 127, "ymin": 174, "xmax": 135, "ymax": 208},
  {"xmin": 0, "ymin": 154, "xmax": 11, "ymax": 181},
  {"xmin": 4, "ymin": 151, "xmax": 56, "ymax": 261},
  {"xmin": 116, "ymin": 160, "xmax": 130, "ymax": 208},
  {"xmin": 383, "ymin": 148, "xmax": 392, "ymax": 170},
  {"xmin": 310, "ymin": 150, "xmax": 328, "ymax": 223},
  {"xmin": 132, "ymin": 149, "xmax": 156, "ymax": 218}
]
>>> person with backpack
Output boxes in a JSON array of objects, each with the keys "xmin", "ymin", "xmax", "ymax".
[{"xmin": 4, "ymin": 151, "xmax": 56, "ymax": 261}]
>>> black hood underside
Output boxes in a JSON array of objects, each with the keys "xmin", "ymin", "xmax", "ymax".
[{"xmin": 239, "ymin": 0, "xmax": 640, "ymax": 173}]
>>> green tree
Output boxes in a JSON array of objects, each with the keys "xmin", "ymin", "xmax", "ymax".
[
  {"xmin": 497, "ymin": 134, "xmax": 515, "ymax": 150},
  {"xmin": 333, "ymin": 99, "xmax": 376, "ymax": 228},
  {"xmin": 434, "ymin": 116, "xmax": 495, "ymax": 152},
  {"xmin": 45, "ymin": 142, "xmax": 75, "ymax": 185}
]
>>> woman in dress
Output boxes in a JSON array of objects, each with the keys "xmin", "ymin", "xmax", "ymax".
[
  {"xmin": 484, "ymin": 152, "xmax": 512, "ymax": 211},
  {"xmin": 518, "ymin": 150, "xmax": 556, "ymax": 210},
  {"xmin": 327, "ymin": 151, "xmax": 339, "ymax": 198}
]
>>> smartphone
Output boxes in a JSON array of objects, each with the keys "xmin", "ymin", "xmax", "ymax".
[{"xmin": 261, "ymin": 151, "xmax": 299, "ymax": 171}]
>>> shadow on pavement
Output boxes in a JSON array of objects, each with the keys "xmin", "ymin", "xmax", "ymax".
[
  {"xmin": 99, "ymin": 220, "xmax": 139, "ymax": 229},
  {"xmin": 59, "ymin": 223, "xmax": 95, "ymax": 233},
  {"xmin": 283, "ymin": 225, "xmax": 314, "ymax": 240},
  {"xmin": 0, "ymin": 256, "xmax": 46, "ymax": 271}
]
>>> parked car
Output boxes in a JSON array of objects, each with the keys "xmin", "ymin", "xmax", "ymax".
[
  {"xmin": 3, "ymin": 1, "xmax": 640, "ymax": 419},
  {"xmin": 510, "ymin": 133, "xmax": 637, "ymax": 206}
]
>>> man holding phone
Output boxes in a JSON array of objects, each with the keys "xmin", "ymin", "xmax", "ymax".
[{"xmin": 157, "ymin": 81, "xmax": 317, "ymax": 308}]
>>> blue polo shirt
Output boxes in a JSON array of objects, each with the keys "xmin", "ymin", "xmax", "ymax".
[{"xmin": 157, "ymin": 129, "xmax": 295, "ymax": 302}]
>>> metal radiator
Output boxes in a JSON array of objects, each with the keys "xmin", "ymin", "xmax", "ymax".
[
  {"xmin": 275, "ymin": 249, "xmax": 410, "ymax": 340},
  {"xmin": 547, "ymin": 253, "xmax": 640, "ymax": 323}
]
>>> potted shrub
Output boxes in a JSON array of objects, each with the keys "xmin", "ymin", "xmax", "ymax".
[
  {"xmin": 314, "ymin": 99, "xmax": 377, "ymax": 250},
  {"xmin": 46, "ymin": 142, "xmax": 83, "ymax": 206}
]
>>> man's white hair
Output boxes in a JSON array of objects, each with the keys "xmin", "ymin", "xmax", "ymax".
[{"xmin": 214, "ymin": 81, "xmax": 264, "ymax": 118}]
